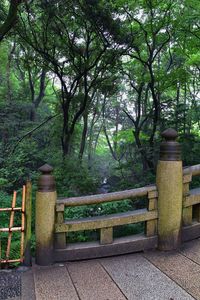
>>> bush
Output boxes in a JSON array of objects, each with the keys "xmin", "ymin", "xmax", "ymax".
[{"xmin": 53, "ymin": 157, "xmax": 100, "ymax": 197}]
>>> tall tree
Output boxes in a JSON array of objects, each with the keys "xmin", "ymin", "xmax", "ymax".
[{"xmin": 18, "ymin": 0, "xmax": 122, "ymax": 156}]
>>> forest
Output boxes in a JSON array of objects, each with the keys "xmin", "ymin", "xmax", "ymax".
[{"xmin": 0, "ymin": 0, "xmax": 200, "ymax": 257}]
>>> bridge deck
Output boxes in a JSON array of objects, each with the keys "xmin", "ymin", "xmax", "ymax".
[{"xmin": 2, "ymin": 238, "xmax": 200, "ymax": 299}]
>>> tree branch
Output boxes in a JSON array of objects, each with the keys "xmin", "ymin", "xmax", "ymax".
[
  {"xmin": 0, "ymin": 0, "xmax": 22, "ymax": 42},
  {"xmin": 12, "ymin": 113, "xmax": 60, "ymax": 153}
]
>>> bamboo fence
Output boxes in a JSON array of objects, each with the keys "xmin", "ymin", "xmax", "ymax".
[{"xmin": 0, "ymin": 185, "xmax": 26, "ymax": 266}]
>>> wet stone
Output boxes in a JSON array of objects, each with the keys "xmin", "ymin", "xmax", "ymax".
[{"xmin": 0, "ymin": 272, "xmax": 21, "ymax": 300}]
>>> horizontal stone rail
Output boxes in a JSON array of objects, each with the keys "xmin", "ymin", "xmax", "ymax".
[
  {"xmin": 57, "ymin": 185, "xmax": 157, "ymax": 207},
  {"xmin": 55, "ymin": 209, "xmax": 158, "ymax": 233},
  {"xmin": 184, "ymin": 188, "xmax": 200, "ymax": 207},
  {"xmin": 183, "ymin": 164, "xmax": 200, "ymax": 176}
]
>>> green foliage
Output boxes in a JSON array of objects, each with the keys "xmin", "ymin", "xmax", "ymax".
[
  {"xmin": 187, "ymin": 53, "xmax": 200, "ymax": 66},
  {"xmin": 65, "ymin": 199, "xmax": 137, "ymax": 220},
  {"xmin": 180, "ymin": 133, "xmax": 200, "ymax": 167},
  {"xmin": 114, "ymin": 129, "xmax": 134, "ymax": 143},
  {"xmin": 54, "ymin": 157, "xmax": 100, "ymax": 197},
  {"xmin": 95, "ymin": 134, "xmax": 110, "ymax": 156}
]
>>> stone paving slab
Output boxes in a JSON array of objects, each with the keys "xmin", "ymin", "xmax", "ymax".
[
  {"xmin": 67, "ymin": 260, "xmax": 126, "ymax": 300},
  {"xmin": 3, "ymin": 238, "xmax": 200, "ymax": 300},
  {"xmin": 144, "ymin": 251, "xmax": 200, "ymax": 299},
  {"xmin": 180, "ymin": 238, "xmax": 200, "ymax": 264},
  {"xmin": 101, "ymin": 254, "xmax": 194, "ymax": 300},
  {"xmin": 33, "ymin": 265, "xmax": 79, "ymax": 300}
]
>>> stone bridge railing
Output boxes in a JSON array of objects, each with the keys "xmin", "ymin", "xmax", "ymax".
[
  {"xmin": 35, "ymin": 129, "xmax": 200, "ymax": 265},
  {"xmin": 182, "ymin": 165, "xmax": 200, "ymax": 240},
  {"xmin": 53, "ymin": 185, "xmax": 158, "ymax": 262}
]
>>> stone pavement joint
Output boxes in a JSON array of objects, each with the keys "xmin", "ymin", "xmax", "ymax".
[
  {"xmin": 101, "ymin": 254, "xmax": 193, "ymax": 300},
  {"xmin": 180, "ymin": 238, "xmax": 200, "ymax": 265},
  {"xmin": 33, "ymin": 264, "xmax": 79, "ymax": 300},
  {"xmin": 143, "ymin": 249, "xmax": 200, "ymax": 299},
  {"xmin": 66, "ymin": 260, "xmax": 127, "ymax": 300}
]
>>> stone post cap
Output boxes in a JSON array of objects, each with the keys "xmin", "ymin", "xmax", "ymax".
[
  {"xmin": 38, "ymin": 164, "xmax": 54, "ymax": 174},
  {"xmin": 159, "ymin": 128, "xmax": 181, "ymax": 161},
  {"xmin": 38, "ymin": 164, "xmax": 56, "ymax": 192},
  {"xmin": 161, "ymin": 128, "xmax": 178, "ymax": 141}
]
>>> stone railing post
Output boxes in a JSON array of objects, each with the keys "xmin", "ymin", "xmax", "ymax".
[
  {"xmin": 35, "ymin": 164, "xmax": 56, "ymax": 265},
  {"xmin": 156, "ymin": 129, "xmax": 182, "ymax": 250}
]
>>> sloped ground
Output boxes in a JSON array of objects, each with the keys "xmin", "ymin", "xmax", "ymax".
[{"xmin": 2, "ymin": 238, "xmax": 200, "ymax": 299}]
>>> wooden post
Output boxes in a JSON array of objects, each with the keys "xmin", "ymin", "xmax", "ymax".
[
  {"xmin": 24, "ymin": 180, "xmax": 32, "ymax": 266},
  {"xmin": 156, "ymin": 129, "xmax": 183, "ymax": 250},
  {"xmin": 35, "ymin": 164, "xmax": 56, "ymax": 265}
]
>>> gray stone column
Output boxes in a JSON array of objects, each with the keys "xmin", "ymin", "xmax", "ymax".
[
  {"xmin": 156, "ymin": 129, "xmax": 183, "ymax": 250},
  {"xmin": 35, "ymin": 164, "xmax": 56, "ymax": 265}
]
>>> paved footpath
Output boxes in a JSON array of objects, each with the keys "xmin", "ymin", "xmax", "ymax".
[{"xmin": 2, "ymin": 238, "xmax": 200, "ymax": 300}]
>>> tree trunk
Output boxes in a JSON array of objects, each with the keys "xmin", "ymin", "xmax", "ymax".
[
  {"xmin": 79, "ymin": 112, "xmax": 88, "ymax": 160},
  {"xmin": 29, "ymin": 68, "xmax": 46, "ymax": 122},
  {"xmin": 6, "ymin": 44, "xmax": 15, "ymax": 103},
  {"xmin": 133, "ymin": 130, "xmax": 155, "ymax": 173}
]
